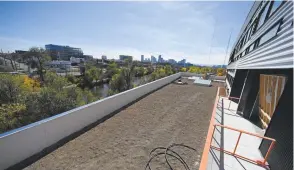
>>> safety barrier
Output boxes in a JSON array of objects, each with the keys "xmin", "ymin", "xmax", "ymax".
[
  {"xmin": 0, "ymin": 73, "xmax": 181, "ymax": 169},
  {"xmin": 211, "ymin": 124, "xmax": 276, "ymax": 166}
]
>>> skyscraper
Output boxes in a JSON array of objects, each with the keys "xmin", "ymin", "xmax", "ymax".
[
  {"xmin": 158, "ymin": 55, "xmax": 163, "ymax": 63},
  {"xmin": 151, "ymin": 56, "xmax": 157, "ymax": 63},
  {"xmin": 141, "ymin": 55, "xmax": 144, "ymax": 62}
]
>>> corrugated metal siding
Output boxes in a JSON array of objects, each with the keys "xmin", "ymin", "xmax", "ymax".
[{"xmin": 228, "ymin": 1, "xmax": 293, "ymax": 69}]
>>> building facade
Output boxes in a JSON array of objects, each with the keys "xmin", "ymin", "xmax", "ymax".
[
  {"xmin": 158, "ymin": 55, "xmax": 163, "ymax": 63},
  {"xmin": 119, "ymin": 55, "xmax": 132, "ymax": 61},
  {"xmin": 151, "ymin": 56, "xmax": 157, "ymax": 63},
  {"xmin": 141, "ymin": 55, "xmax": 144, "ymax": 62},
  {"xmin": 45, "ymin": 44, "xmax": 83, "ymax": 60},
  {"xmin": 226, "ymin": 1, "xmax": 293, "ymax": 170}
]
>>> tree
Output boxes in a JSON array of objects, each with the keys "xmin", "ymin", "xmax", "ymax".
[
  {"xmin": 164, "ymin": 65, "xmax": 173, "ymax": 76},
  {"xmin": 87, "ymin": 66, "xmax": 102, "ymax": 85},
  {"xmin": 106, "ymin": 61, "xmax": 119, "ymax": 78},
  {"xmin": 0, "ymin": 74, "xmax": 25, "ymax": 104},
  {"xmin": 44, "ymin": 71, "xmax": 69, "ymax": 91},
  {"xmin": 24, "ymin": 47, "xmax": 51, "ymax": 82},
  {"xmin": 109, "ymin": 73, "xmax": 126, "ymax": 92},
  {"xmin": 217, "ymin": 68, "xmax": 226, "ymax": 76},
  {"xmin": 180, "ymin": 67, "xmax": 187, "ymax": 72}
]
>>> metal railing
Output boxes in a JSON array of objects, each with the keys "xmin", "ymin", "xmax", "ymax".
[
  {"xmin": 210, "ymin": 124, "xmax": 276, "ymax": 167},
  {"xmin": 222, "ymin": 96, "xmax": 240, "ymax": 110}
]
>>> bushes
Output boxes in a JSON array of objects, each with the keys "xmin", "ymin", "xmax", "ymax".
[{"xmin": 0, "ymin": 72, "xmax": 99, "ymax": 133}]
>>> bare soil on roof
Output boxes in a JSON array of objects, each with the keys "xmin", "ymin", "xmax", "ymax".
[{"xmin": 25, "ymin": 78, "xmax": 219, "ymax": 170}]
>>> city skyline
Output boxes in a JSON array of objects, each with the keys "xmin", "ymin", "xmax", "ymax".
[{"xmin": 0, "ymin": 1, "xmax": 252, "ymax": 65}]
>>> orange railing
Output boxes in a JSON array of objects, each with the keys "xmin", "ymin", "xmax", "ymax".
[
  {"xmin": 210, "ymin": 124, "xmax": 276, "ymax": 167},
  {"xmin": 222, "ymin": 96, "xmax": 240, "ymax": 110}
]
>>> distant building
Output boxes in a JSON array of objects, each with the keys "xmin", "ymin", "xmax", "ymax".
[
  {"xmin": 83, "ymin": 55, "xmax": 93, "ymax": 61},
  {"xmin": 168, "ymin": 59, "xmax": 177, "ymax": 64},
  {"xmin": 144, "ymin": 58, "xmax": 151, "ymax": 62},
  {"xmin": 45, "ymin": 60, "xmax": 71, "ymax": 70},
  {"xmin": 101, "ymin": 55, "xmax": 107, "ymax": 60},
  {"xmin": 45, "ymin": 44, "xmax": 83, "ymax": 61},
  {"xmin": 70, "ymin": 57, "xmax": 85, "ymax": 64},
  {"xmin": 158, "ymin": 55, "xmax": 163, "ymax": 63},
  {"xmin": 151, "ymin": 56, "xmax": 157, "ymax": 63},
  {"xmin": 15, "ymin": 50, "xmax": 27, "ymax": 54},
  {"xmin": 178, "ymin": 59, "xmax": 186, "ymax": 64},
  {"xmin": 119, "ymin": 55, "xmax": 133, "ymax": 61},
  {"xmin": 177, "ymin": 59, "xmax": 187, "ymax": 67},
  {"xmin": 141, "ymin": 55, "xmax": 144, "ymax": 62}
]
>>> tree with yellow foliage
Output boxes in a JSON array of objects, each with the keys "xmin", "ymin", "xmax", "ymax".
[
  {"xmin": 216, "ymin": 68, "xmax": 226, "ymax": 76},
  {"xmin": 23, "ymin": 76, "xmax": 40, "ymax": 92}
]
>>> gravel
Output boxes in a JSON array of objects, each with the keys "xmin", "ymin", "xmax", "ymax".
[{"xmin": 25, "ymin": 78, "xmax": 218, "ymax": 170}]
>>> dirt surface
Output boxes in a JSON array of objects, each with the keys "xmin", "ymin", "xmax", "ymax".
[{"xmin": 25, "ymin": 78, "xmax": 218, "ymax": 170}]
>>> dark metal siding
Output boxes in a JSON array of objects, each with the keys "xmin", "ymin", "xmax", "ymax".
[{"xmin": 259, "ymin": 70, "xmax": 293, "ymax": 170}]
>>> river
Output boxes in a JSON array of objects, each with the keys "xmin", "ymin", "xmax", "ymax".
[{"xmin": 93, "ymin": 75, "xmax": 151, "ymax": 98}]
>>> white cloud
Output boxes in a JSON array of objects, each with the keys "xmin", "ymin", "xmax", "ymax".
[{"xmin": 0, "ymin": 1, "xmax": 231, "ymax": 65}]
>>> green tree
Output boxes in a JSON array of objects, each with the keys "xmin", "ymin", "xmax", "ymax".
[
  {"xmin": 24, "ymin": 47, "xmax": 51, "ymax": 82},
  {"xmin": 0, "ymin": 74, "xmax": 26, "ymax": 104},
  {"xmin": 106, "ymin": 61, "xmax": 119, "ymax": 78},
  {"xmin": 164, "ymin": 65, "xmax": 173, "ymax": 76},
  {"xmin": 44, "ymin": 71, "xmax": 69, "ymax": 91},
  {"xmin": 109, "ymin": 72, "xmax": 126, "ymax": 92},
  {"xmin": 87, "ymin": 66, "xmax": 102, "ymax": 85}
]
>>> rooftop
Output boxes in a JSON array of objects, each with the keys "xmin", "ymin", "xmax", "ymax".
[{"xmin": 24, "ymin": 78, "xmax": 219, "ymax": 170}]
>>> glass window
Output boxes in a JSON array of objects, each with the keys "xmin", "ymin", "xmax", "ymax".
[
  {"xmin": 248, "ymin": 43, "xmax": 255, "ymax": 53},
  {"xmin": 257, "ymin": 2, "xmax": 271, "ymax": 29},
  {"xmin": 251, "ymin": 18, "xmax": 259, "ymax": 36},
  {"xmin": 269, "ymin": 1, "xmax": 283, "ymax": 16},
  {"xmin": 259, "ymin": 23, "xmax": 280, "ymax": 46}
]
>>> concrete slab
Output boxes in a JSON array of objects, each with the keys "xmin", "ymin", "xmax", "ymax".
[{"xmin": 206, "ymin": 97, "xmax": 267, "ymax": 170}]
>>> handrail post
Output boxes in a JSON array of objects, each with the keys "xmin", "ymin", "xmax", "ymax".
[
  {"xmin": 210, "ymin": 125, "xmax": 216, "ymax": 146},
  {"xmin": 233, "ymin": 132, "xmax": 242, "ymax": 155},
  {"xmin": 263, "ymin": 140, "xmax": 276, "ymax": 165}
]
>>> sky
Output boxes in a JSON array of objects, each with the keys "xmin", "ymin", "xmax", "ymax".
[{"xmin": 0, "ymin": 1, "xmax": 253, "ymax": 65}]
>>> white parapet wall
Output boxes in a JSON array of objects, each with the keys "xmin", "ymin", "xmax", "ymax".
[{"xmin": 0, "ymin": 73, "xmax": 181, "ymax": 169}]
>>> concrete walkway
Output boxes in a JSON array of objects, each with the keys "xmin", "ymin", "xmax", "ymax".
[{"xmin": 206, "ymin": 97, "xmax": 268, "ymax": 170}]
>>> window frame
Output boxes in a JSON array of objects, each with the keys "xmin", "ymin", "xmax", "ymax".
[
  {"xmin": 252, "ymin": 1, "xmax": 285, "ymax": 37},
  {"xmin": 268, "ymin": 0, "xmax": 285, "ymax": 18},
  {"xmin": 256, "ymin": 18, "xmax": 283, "ymax": 48}
]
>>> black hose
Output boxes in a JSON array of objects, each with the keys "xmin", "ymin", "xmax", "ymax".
[
  {"xmin": 149, "ymin": 147, "xmax": 190, "ymax": 170},
  {"xmin": 145, "ymin": 143, "xmax": 198, "ymax": 170}
]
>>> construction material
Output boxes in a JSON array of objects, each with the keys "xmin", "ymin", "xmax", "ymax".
[
  {"xmin": 259, "ymin": 74, "xmax": 286, "ymax": 128},
  {"xmin": 187, "ymin": 76, "xmax": 200, "ymax": 80},
  {"xmin": 194, "ymin": 79, "xmax": 212, "ymax": 87}
]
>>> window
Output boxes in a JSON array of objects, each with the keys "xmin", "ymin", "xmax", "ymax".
[
  {"xmin": 269, "ymin": 1, "xmax": 283, "ymax": 17},
  {"xmin": 258, "ymin": 22, "xmax": 280, "ymax": 46},
  {"xmin": 248, "ymin": 43, "xmax": 255, "ymax": 53},
  {"xmin": 251, "ymin": 18, "xmax": 259, "ymax": 36},
  {"xmin": 257, "ymin": 2, "xmax": 271, "ymax": 29},
  {"xmin": 245, "ymin": 28, "xmax": 252, "ymax": 42}
]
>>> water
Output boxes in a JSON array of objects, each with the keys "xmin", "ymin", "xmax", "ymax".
[{"xmin": 94, "ymin": 75, "xmax": 151, "ymax": 98}]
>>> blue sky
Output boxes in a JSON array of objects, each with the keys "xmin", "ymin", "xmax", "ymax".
[{"xmin": 0, "ymin": 1, "xmax": 253, "ymax": 65}]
